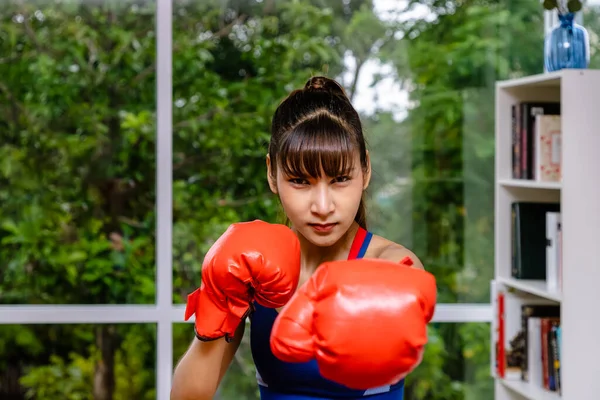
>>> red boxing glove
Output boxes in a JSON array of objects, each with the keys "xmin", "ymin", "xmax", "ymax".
[
  {"xmin": 184, "ymin": 220, "xmax": 301, "ymax": 342},
  {"xmin": 270, "ymin": 257, "xmax": 437, "ymax": 389}
]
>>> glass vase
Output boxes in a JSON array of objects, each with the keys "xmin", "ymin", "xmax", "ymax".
[{"xmin": 544, "ymin": 12, "xmax": 590, "ymax": 72}]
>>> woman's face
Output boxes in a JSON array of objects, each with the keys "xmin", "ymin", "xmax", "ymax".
[{"xmin": 267, "ymin": 152, "xmax": 370, "ymax": 247}]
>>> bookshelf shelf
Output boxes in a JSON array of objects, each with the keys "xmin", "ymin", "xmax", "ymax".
[
  {"xmin": 496, "ymin": 70, "xmax": 562, "ymax": 89},
  {"xmin": 498, "ymin": 179, "xmax": 562, "ymax": 191},
  {"xmin": 499, "ymin": 379, "xmax": 561, "ymax": 400},
  {"xmin": 496, "ymin": 276, "xmax": 562, "ymax": 303},
  {"xmin": 492, "ymin": 69, "xmax": 600, "ymax": 400}
]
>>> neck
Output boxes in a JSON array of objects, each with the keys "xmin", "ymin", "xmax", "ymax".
[{"xmin": 292, "ymin": 221, "xmax": 360, "ymax": 271}]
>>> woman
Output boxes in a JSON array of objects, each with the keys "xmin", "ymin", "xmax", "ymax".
[{"xmin": 171, "ymin": 76, "xmax": 427, "ymax": 400}]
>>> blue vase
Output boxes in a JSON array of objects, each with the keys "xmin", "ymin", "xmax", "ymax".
[{"xmin": 544, "ymin": 12, "xmax": 590, "ymax": 72}]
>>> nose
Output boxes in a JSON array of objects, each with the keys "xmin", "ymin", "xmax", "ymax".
[{"xmin": 310, "ymin": 183, "xmax": 335, "ymax": 217}]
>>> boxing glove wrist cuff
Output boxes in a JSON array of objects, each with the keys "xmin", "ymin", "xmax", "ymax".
[
  {"xmin": 193, "ymin": 306, "xmax": 253, "ymax": 343},
  {"xmin": 194, "ymin": 327, "xmax": 234, "ymax": 343}
]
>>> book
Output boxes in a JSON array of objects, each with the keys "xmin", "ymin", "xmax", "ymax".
[
  {"xmin": 511, "ymin": 101, "xmax": 561, "ymax": 180},
  {"xmin": 534, "ymin": 114, "xmax": 562, "ymax": 182},
  {"xmin": 511, "ymin": 202, "xmax": 561, "ymax": 279},
  {"xmin": 521, "ymin": 305, "xmax": 560, "ymax": 382},
  {"xmin": 545, "ymin": 211, "xmax": 562, "ymax": 292}
]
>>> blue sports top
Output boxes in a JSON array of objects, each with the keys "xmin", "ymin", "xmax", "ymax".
[{"xmin": 249, "ymin": 227, "xmax": 406, "ymax": 399}]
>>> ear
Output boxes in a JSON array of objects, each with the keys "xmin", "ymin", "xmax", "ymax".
[
  {"xmin": 362, "ymin": 150, "xmax": 372, "ymax": 190},
  {"xmin": 266, "ymin": 154, "xmax": 278, "ymax": 194}
]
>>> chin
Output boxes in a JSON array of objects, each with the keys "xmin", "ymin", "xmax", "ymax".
[
  {"xmin": 306, "ymin": 234, "xmax": 340, "ymax": 248},
  {"xmin": 298, "ymin": 226, "xmax": 345, "ymax": 248}
]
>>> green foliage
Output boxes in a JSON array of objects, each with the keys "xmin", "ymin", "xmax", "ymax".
[
  {"xmin": 0, "ymin": 0, "xmax": 157, "ymax": 306},
  {"xmin": 403, "ymin": 326, "xmax": 464, "ymax": 400},
  {"xmin": 18, "ymin": 325, "xmax": 156, "ymax": 400},
  {"xmin": 20, "ymin": 353, "xmax": 94, "ymax": 400},
  {"xmin": 170, "ymin": 0, "xmax": 341, "ymax": 297},
  {"xmin": 543, "ymin": 0, "xmax": 583, "ymax": 14}
]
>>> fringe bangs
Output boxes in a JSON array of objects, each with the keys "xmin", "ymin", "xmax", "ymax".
[{"xmin": 277, "ymin": 113, "xmax": 358, "ymax": 178}]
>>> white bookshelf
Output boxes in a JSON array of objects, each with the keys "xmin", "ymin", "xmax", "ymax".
[{"xmin": 492, "ymin": 69, "xmax": 600, "ymax": 400}]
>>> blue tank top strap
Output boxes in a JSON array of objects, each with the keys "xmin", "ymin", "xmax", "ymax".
[
  {"xmin": 347, "ymin": 226, "xmax": 372, "ymax": 260},
  {"xmin": 357, "ymin": 230, "xmax": 373, "ymax": 259}
]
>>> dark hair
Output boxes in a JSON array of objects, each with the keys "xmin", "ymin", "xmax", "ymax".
[{"xmin": 268, "ymin": 76, "xmax": 369, "ymax": 229}]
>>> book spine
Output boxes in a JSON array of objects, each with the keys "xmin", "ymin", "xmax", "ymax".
[{"xmin": 546, "ymin": 212, "xmax": 560, "ymax": 292}]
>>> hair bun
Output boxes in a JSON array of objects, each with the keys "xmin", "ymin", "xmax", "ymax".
[{"xmin": 304, "ymin": 76, "xmax": 346, "ymax": 97}]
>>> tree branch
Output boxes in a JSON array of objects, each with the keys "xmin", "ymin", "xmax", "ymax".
[
  {"xmin": 130, "ymin": 15, "xmax": 248, "ymax": 85},
  {"xmin": 213, "ymin": 15, "xmax": 248, "ymax": 39},
  {"xmin": 17, "ymin": 2, "xmax": 44, "ymax": 54},
  {"xmin": 349, "ymin": 57, "xmax": 365, "ymax": 102},
  {"xmin": 132, "ymin": 64, "xmax": 155, "ymax": 84}
]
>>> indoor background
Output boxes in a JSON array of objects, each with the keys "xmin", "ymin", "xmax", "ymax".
[{"xmin": 0, "ymin": 1, "xmax": 598, "ymax": 400}]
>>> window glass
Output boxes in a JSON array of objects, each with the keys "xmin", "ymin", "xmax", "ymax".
[
  {"xmin": 0, "ymin": 0, "xmax": 157, "ymax": 305},
  {"xmin": 0, "ymin": 323, "xmax": 156, "ymax": 399}
]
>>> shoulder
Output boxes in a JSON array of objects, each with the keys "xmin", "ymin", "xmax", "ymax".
[{"xmin": 367, "ymin": 234, "xmax": 425, "ymax": 270}]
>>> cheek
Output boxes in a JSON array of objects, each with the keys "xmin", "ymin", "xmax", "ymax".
[
  {"xmin": 277, "ymin": 185, "xmax": 304, "ymax": 216},
  {"xmin": 340, "ymin": 183, "xmax": 364, "ymax": 212}
]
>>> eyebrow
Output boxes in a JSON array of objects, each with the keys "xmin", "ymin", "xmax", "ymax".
[{"xmin": 282, "ymin": 167, "xmax": 356, "ymax": 178}]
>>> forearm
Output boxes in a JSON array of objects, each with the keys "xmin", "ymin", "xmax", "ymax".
[
  {"xmin": 171, "ymin": 321, "xmax": 245, "ymax": 400},
  {"xmin": 170, "ymin": 338, "xmax": 229, "ymax": 400}
]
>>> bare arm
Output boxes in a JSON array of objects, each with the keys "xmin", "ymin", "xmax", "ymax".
[{"xmin": 171, "ymin": 319, "xmax": 246, "ymax": 400}]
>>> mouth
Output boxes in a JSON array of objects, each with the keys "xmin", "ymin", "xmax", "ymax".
[{"xmin": 308, "ymin": 223, "xmax": 337, "ymax": 233}]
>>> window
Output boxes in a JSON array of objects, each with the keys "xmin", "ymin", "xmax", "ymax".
[
  {"xmin": 0, "ymin": 0, "xmax": 161, "ymax": 398},
  {"xmin": 0, "ymin": 0, "xmax": 563, "ymax": 399},
  {"xmin": 582, "ymin": 0, "xmax": 600, "ymax": 68},
  {"xmin": 0, "ymin": 324, "xmax": 157, "ymax": 399},
  {"xmin": 1, "ymin": 0, "xmax": 157, "ymax": 306}
]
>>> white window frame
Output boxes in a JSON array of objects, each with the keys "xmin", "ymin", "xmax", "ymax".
[
  {"xmin": 0, "ymin": 304, "xmax": 492, "ymax": 400},
  {"xmin": 0, "ymin": 1, "xmax": 493, "ymax": 399}
]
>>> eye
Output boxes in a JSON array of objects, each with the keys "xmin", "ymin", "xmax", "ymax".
[
  {"xmin": 289, "ymin": 178, "xmax": 309, "ymax": 185},
  {"xmin": 333, "ymin": 176, "xmax": 351, "ymax": 184}
]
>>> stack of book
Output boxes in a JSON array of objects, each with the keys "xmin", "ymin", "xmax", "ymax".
[
  {"xmin": 495, "ymin": 198, "xmax": 563, "ymax": 396},
  {"xmin": 511, "ymin": 202, "xmax": 562, "ymax": 292},
  {"xmin": 511, "ymin": 101, "xmax": 562, "ymax": 182},
  {"xmin": 495, "ymin": 295, "xmax": 562, "ymax": 395}
]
